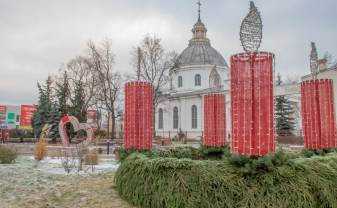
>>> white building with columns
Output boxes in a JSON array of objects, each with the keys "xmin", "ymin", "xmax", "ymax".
[{"xmin": 155, "ymin": 14, "xmax": 231, "ymax": 139}]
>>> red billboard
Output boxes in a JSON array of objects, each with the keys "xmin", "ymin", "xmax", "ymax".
[
  {"xmin": 20, "ymin": 105, "xmax": 37, "ymax": 129},
  {"xmin": 0, "ymin": 105, "xmax": 6, "ymax": 113},
  {"xmin": 0, "ymin": 105, "xmax": 6, "ymax": 128}
]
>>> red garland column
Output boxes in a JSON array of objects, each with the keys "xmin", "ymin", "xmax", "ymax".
[
  {"xmin": 124, "ymin": 81, "xmax": 154, "ymax": 150},
  {"xmin": 301, "ymin": 79, "xmax": 337, "ymax": 149},
  {"xmin": 204, "ymin": 94, "xmax": 226, "ymax": 147},
  {"xmin": 231, "ymin": 52, "xmax": 275, "ymax": 156}
]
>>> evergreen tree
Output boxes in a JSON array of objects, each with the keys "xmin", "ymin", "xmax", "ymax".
[
  {"xmin": 275, "ymin": 73, "xmax": 296, "ymax": 134},
  {"xmin": 275, "ymin": 96, "xmax": 296, "ymax": 133},
  {"xmin": 71, "ymin": 80, "xmax": 86, "ymax": 122},
  {"xmin": 49, "ymin": 101, "xmax": 61, "ymax": 141},
  {"xmin": 56, "ymin": 71, "xmax": 70, "ymax": 116},
  {"xmin": 32, "ymin": 77, "xmax": 54, "ymax": 139}
]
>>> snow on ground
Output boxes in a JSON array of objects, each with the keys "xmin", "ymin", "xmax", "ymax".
[
  {"xmin": 0, "ymin": 155, "xmax": 131, "ymax": 208},
  {"xmin": 22, "ymin": 155, "xmax": 120, "ymax": 175}
]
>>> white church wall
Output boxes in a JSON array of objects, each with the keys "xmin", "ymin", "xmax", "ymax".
[{"xmin": 172, "ymin": 65, "xmax": 214, "ymax": 91}]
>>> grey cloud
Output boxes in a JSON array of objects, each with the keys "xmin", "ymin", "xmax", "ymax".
[{"xmin": 0, "ymin": 0, "xmax": 336, "ymax": 105}]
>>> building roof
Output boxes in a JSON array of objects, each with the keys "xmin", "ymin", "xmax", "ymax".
[{"xmin": 175, "ymin": 18, "xmax": 227, "ymax": 67}]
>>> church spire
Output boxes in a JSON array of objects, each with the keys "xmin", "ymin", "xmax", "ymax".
[
  {"xmin": 197, "ymin": 1, "xmax": 201, "ymax": 21},
  {"xmin": 190, "ymin": 1, "xmax": 209, "ymax": 44}
]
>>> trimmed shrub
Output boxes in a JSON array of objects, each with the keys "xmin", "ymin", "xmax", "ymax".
[
  {"xmin": 0, "ymin": 145, "xmax": 17, "ymax": 164},
  {"xmin": 115, "ymin": 152, "xmax": 337, "ymax": 208},
  {"xmin": 301, "ymin": 148, "xmax": 336, "ymax": 158},
  {"xmin": 115, "ymin": 145, "xmax": 230, "ymax": 162}
]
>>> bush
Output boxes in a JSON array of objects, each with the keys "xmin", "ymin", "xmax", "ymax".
[
  {"xmin": 115, "ymin": 145, "xmax": 231, "ymax": 162},
  {"xmin": 115, "ymin": 151, "xmax": 337, "ymax": 208},
  {"xmin": 301, "ymin": 148, "xmax": 335, "ymax": 158},
  {"xmin": 84, "ymin": 149, "xmax": 99, "ymax": 165},
  {"xmin": 0, "ymin": 145, "xmax": 17, "ymax": 164},
  {"xmin": 226, "ymin": 148, "xmax": 292, "ymax": 177},
  {"xmin": 34, "ymin": 138, "xmax": 48, "ymax": 161}
]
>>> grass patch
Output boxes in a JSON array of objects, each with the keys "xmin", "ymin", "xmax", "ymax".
[{"xmin": 115, "ymin": 147, "xmax": 337, "ymax": 208}]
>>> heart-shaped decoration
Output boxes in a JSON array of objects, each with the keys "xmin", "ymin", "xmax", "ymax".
[{"xmin": 58, "ymin": 115, "xmax": 94, "ymax": 146}]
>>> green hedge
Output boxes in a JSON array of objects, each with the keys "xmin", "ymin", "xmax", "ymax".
[
  {"xmin": 115, "ymin": 150, "xmax": 337, "ymax": 208},
  {"xmin": 115, "ymin": 146, "xmax": 230, "ymax": 162}
]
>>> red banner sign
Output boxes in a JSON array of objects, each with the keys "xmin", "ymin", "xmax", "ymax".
[
  {"xmin": 20, "ymin": 105, "xmax": 37, "ymax": 127},
  {"xmin": 0, "ymin": 105, "xmax": 6, "ymax": 113}
]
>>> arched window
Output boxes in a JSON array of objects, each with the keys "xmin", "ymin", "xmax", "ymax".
[
  {"xmin": 195, "ymin": 74, "xmax": 201, "ymax": 86},
  {"xmin": 158, "ymin": 108, "xmax": 163, "ymax": 129},
  {"xmin": 178, "ymin": 76, "xmax": 183, "ymax": 87},
  {"xmin": 191, "ymin": 105, "xmax": 197, "ymax": 129},
  {"xmin": 173, "ymin": 107, "xmax": 179, "ymax": 129},
  {"xmin": 209, "ymin": 67, "xmax": 221, "ymax": 89}
]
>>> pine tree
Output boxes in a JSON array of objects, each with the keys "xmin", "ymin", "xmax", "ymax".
[
  {"xmin": 275, "ymin": 73, "xmax": 296, "ymax": 135},
  {"xmin": 71, "ymin": 80, "xmax": 86, "ymax": 122},
  {"xmin": 56, "ymin": 71, "xmax": 70, "ymax": 116},
  {"xmin": 32, "ymin": 77, "xmax": 53, "ymax": 139},
  {"xmin": 49, "ymin": 102, "xmax": 61, "ymax": 141},
  {"xmin": 275, "ymin": 95, "xmax": 296, "ymax": 134}
]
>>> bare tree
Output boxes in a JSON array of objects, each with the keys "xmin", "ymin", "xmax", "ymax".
[
  {"xmin": 88, "ymin": 39, "xmax": 121, "ymax": 140},
  {"xmin": 65, "ymin": 56, "xmax": 98, "ymax": 111},
  {"xmin": 131, "ymin": 35, "xmax": 178, "ymax": 137}
]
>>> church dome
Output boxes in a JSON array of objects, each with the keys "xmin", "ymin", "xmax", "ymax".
[
  {"xmin": 177, "ymin": 40, "xmax": 227, "ymax": 67},
  {"xmin": 176, "ymin": 17, "xmax": 228, "ymax": 67}
]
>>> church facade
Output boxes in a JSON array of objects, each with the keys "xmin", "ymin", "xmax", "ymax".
[{"xmin": 155, "ymin": 15, "xmax": 231, "ymax": 139}]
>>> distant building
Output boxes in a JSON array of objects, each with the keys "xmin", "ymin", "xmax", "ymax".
[{"xmin": 0, "ymin": 105, "xmax": 36, "ymax": 130}]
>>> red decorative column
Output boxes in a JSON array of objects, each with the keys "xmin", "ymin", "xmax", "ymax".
[
  {"xmin": 231, "ymin": 52, "xmax": 275, "ymax": 156},
  {"xmin": 301, "ymin": 79, "xmax": 337, "ymax": 149},
  {"xmin": 204, "ymin": 94, "xmax": 226, "ymax": 147},
  {"xmin": 124, "ymin": 81, "xmax": 153, "ymax": 150}
]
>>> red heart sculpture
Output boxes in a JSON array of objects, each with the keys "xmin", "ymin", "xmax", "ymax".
[{"xmin": 58, "ymin": 115, "xmax": 94, "ymax": 146}]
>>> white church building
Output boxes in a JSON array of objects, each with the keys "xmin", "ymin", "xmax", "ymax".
[{"xmin": 155, "ymin": 14, "xmax": 231, "ymax": 139}]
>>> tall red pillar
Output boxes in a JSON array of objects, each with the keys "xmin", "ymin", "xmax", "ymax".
[
  {"xmin": 204, "ymin": 94, "xmax": 226, "ymax": 147},
  {"xmin": 124, "ymin": 81, "xmax": 153, "ymax": 150},
  {"xmin": 231, "ymin": 52, "xmax": 275, "ymax": 156},
  {"xmin": 301, "ymin": 79, "xmax": 337, "ymax": 149}
]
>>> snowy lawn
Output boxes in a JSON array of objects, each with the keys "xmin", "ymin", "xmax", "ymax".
[{"xmin": 0, "ymin": 156, "xmax": 133, "ymax": 208}]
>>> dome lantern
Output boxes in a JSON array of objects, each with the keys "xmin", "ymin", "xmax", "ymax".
[{"xmin": 190, "ymin": 1, "xmax": 209, "ymax": 44}]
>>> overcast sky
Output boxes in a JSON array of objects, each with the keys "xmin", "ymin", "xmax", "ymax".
[{"xmin": 1, "ymin": 0, "xmax": 337, "ymax": 105}]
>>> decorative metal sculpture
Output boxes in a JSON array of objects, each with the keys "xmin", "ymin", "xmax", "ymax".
[
  {"xmin": 58, "ymin": 115, "xmax": 94, "ymax": 146},
  {"xmin": 240, "ymin": 1, "xmax": 263, "ymax": 53},
  {"xmin": 310, "ymin": 42, "xmax": 319, "ymax": 79}
]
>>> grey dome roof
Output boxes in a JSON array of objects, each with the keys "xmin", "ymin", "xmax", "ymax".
[{"xmin": 176, "ymin": 41, "xmax": 228, "ymax": 67}]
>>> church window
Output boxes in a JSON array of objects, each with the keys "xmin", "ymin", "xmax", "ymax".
[
  {"xmin": 173, "ymin": 107, "xmax": 179, "ymax": 129},
  {"xmin": 195, "ymin": 74, "xmax": 201, "ymax": 86},
  {"xmin": 178, "ymin": 76, "xmax": 183, "ymax": 87},
  {"xmin": 158, "ymin": 108, "xmax": 163, "ymax": 129},
  {"xmin": 191, "ymin": 105, "xmax": 197, "ymax": 129}
]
